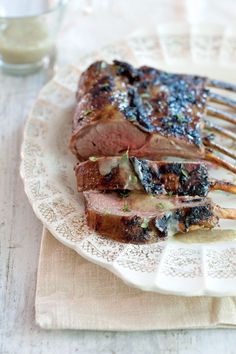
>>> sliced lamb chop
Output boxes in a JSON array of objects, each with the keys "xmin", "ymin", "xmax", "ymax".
[
  {"xmin": 75, "ymin": 156, "xmax": 236, "ymax": 196},
  {"xmin": 84, "ymin": 191, "xmax": 236, "ymax": 244},
  {"xmin": 70, "ymin": 60, "xmax": 236, "ymax": 174}
]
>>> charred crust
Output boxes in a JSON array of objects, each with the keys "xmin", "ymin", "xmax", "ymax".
[
  {"xmin": 131, "ymin": 157, "xmax": 164, "ymax": 194},
  {"xmin": 179, "ymin": 164, "xmax": 210, "ymax": 197},
  {"xmin": 131, "ymin": 159, "xmax": 210, "ymax": 197},
  {"xmin": 159, "ymin": 163, "xmax": 181, "ymax": 176},
  {"xmin": 112, "ymin": 61, "xmax": 208, "ymax": 146},
  {"xmin": 155, "ymin": 213, "xmax": 172, "ymax": 238},
  {"xmin": 175, "ymin": 204, "xmax": 214, "ymax": 231},
  {"xmin": 161, "ymin": 163, "xmax": 210, "ymax": 196},
  {"xmin": 76, "ymin": 60, "xmax": 208, "ymax": 148},
  {"xmin": 121, "ymin": 216, "xmax": 151, "ymax": 243},
  {"xmin": 156, "ymin": 119, "xmax": 202, "ymax": 146},
  {"xmin": 90, "ymin": 75, "xmax": 114, "ymax": 101},
  {"xmin": 113, "ymin": 60, "xmax": 140, "ymax": 83},
  {"xmin": 123, "ymin": 86, "xmax": 155, "ymax": 131}
]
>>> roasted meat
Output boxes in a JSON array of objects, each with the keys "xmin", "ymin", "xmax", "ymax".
[
  {"xmin": 84, "ymin": 191, "xmax": 236, "ymax": 244},
  {"xmin": 70, "ymin": 60, "xmax": 236, "ymax": 173},
  {"xmin": 75, "ymin": 156, "xmax": 236, "ymax": 196}
]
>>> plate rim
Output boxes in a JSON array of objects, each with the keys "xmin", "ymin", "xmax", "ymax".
[{"xmin": 20, "ymin": 23, "xmax": 236, "ymax": 296}]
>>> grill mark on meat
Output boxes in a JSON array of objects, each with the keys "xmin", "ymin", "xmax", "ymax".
[
  {"xmin": 131, "ymin": 157, "xmax": 210, "ymax": 196},
  {"xmin": 113, "ymin": 60, "xmax": 139, "ymax": 82},
  {"xmin": 130, "ymin": 157, "xmax": 164, "ymax": 194},
  {"xmin": 110, "ymin": 61, "xmax": 208, "ymax": 144},
  {"xmin": 121, "ymin": 216, "xmax": 151, "ymax": 243},
  {"xmin": 155, "ymin": 212, "xmax": 173, "ymax": 238},
  {"xmin": 70, "ymin": 60, "xmax": 207, "ymax": 160},
  {"xmin": 174, "ymin": 204, "xmax": 214, "ymax": 231},
  {"xmin": 155, "ymin": 204, "xmax": 214, "ymax": 238}
]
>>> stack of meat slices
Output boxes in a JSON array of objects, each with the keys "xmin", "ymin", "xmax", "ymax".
[{"xmin": 70, "ymin": 60, "xmax": 236, "ymax": 244}]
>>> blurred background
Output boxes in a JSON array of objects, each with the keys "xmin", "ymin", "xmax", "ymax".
[
  {"xmin": 57, "ymin": 0, "xmax": 236, "ymax": 65},
  {"xmin": 0, "ymin": 0, "xmax": 236, "ymax": 73}
]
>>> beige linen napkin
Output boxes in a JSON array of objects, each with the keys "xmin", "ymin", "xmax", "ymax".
[{"xmin": 35, "ymin": 229, "xmax": 236, "ymax": 330}]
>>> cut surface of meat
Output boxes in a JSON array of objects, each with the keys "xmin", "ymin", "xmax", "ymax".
[
  {"xmin": 84, "ymin": 191, "xmax": 219, "ymax": 243},
  {"xmin": 70, "ymin": 60, "xmax": 207, "ymax": 160}
]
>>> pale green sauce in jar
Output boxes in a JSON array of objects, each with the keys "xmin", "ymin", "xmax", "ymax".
[{"xmin": 0, "ymin": 18, "xmax": 52, "ymax": 64}]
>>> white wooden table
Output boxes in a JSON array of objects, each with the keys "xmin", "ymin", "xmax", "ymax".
[{"xmin": 1, "ymin": 1, "xmax": 236, "ymax": 353}]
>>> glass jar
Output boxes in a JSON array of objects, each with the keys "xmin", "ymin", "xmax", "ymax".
[{"xmin": 0, "ymin": 0, "xmax": 68, "ymax": 75}]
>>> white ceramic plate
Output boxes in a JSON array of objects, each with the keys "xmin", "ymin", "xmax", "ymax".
[{"xmin": 21, "ymin": 24, "xmax": 236, "ymax": 296}]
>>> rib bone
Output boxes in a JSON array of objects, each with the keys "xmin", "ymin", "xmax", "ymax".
[
  {"xmin": 205, "ymin": 149, "xmax": 236, "ymax": 174},
  {"xmin": 210, "ymin": 180, "xmax": 236, "ymax": 194},
  {"xmin": 214, "ymin": 205, "xmax": 236, "ymax": 219},
  {"xmin": 208, "ymin": 92, "xmax": 236, "ymax": 110},
  {"xmin": 207, "ymin": 106, "xmax": 236, "ymax": 125},
  {"xmin": 203, "ymin": 137, "xmax": 236, "ymax": 161},
  {"xmin": 204, "ymin": 119, "xmax": 236, "ymax": 142},
  {"xmin": 71, "ymin": 60, "xmax": 236, "ymax": 175},
  {"xmin": 208, "ymin": 79, "xmax": 236, "ymax": 93}
]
